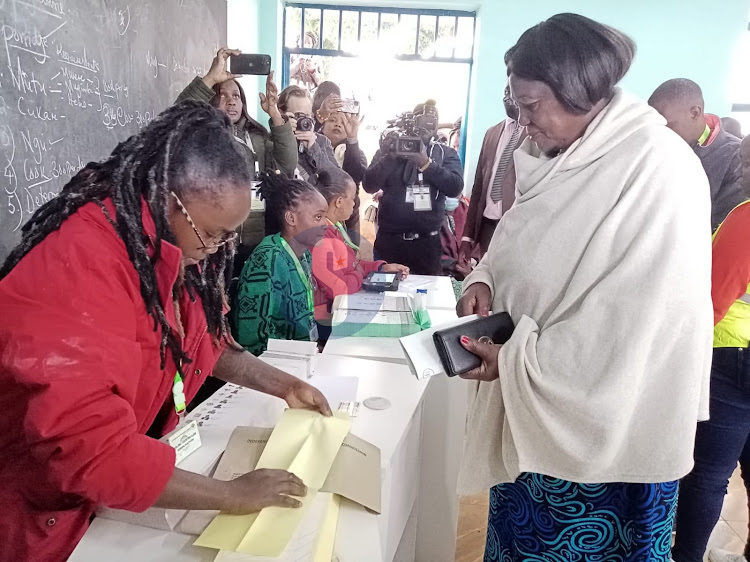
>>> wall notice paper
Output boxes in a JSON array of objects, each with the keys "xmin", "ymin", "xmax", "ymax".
[
  {"xmin": 194, "ymin": 410, "xmax": 351, "ymax": 556},
  {"xmin": 399, "ymin": 314, "xmax": 480, "ymax": 379}
]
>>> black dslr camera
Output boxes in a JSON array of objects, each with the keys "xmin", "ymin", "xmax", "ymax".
[
  {"xmin": 379, "ymin": 103, "xmax": 439, "ymax": 157},
  {"xmin": 294, "ymin": 112, "xmax": 315, "ymax": 132}
]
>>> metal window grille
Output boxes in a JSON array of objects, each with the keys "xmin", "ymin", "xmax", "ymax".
[{"xmin": 282, "ymin": 3, "xmax": 477, "ymax": 85}]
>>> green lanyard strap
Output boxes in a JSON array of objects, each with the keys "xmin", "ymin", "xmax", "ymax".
[
  {"xmin": 279, "ymin": 236, "xmax": 314, "ymax": 314},
  {"xmin": 173, "ymin": 369, "xmax": 186, "ymax": 416},
  {"xmin": 335, "ymin": 221, "xmax": 359, "ymax": 251}
]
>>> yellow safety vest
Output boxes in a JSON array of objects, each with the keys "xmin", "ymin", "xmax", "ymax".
[{"xmin": 713, "ymin": 200, "xmax": 750, "ymax": 348}]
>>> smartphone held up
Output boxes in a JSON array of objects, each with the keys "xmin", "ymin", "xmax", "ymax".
[{"xmin": 229, "ymin": 54, "xmax": 271, "ymax": 75}]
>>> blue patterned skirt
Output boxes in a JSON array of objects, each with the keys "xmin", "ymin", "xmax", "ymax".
[{"xmin": 485, "ymin": 473, "xmax": 678, "ymax": 562}]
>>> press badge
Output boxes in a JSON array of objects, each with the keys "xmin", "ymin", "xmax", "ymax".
[
  {"xmin": 405, "ymin": 186, "xmax": 415, "ymax": 203},
  {"xmin": 408, "ymin": 172, "xmax": 432, "ymax": 212},
  {"xmin": 413, "ymin": 186, "xmax": 432, "ymax": 211},
  {"xmin": 166, "ymin": 420, "xmax": 202, "ymax": 465}
]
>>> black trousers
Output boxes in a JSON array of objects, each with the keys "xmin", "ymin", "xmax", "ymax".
[
  {"xmin": 478, "ymin": 217, "xmax": 500, "ymax": 258},
  {"xmin": 374, "ymin": 231, "xmax": 443, "ymax": 276}
]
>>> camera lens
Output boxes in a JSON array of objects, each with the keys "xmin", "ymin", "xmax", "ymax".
[
  {"xmin": 400, "ymin": 140, "xmax": 419, "ymax": 153},
  {"xmin": 296, "ymin": 116, "xmax": 314, "ymax": 132}
]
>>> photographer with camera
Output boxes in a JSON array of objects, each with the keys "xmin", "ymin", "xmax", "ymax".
[
  {"xmin": 363, "ymin": 100, "xmax": 464, "ymax": 275},
  {"xmin": 278, "ymin": 85, "xmax": 341, "ymax": 186}
]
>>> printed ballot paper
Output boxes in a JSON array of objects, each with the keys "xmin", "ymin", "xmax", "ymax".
[{"xmin": 195, "ymin": 409, "xmax": 380, "ymax": 557}]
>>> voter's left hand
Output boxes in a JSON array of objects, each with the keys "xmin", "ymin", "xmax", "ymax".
[
  {"xmin": 458, "ymin": 336, "xmax": 501, "ymax": 381},
  {"xmin": 284, "ymin": 380, "xmax": 332, "ymax": 416}
]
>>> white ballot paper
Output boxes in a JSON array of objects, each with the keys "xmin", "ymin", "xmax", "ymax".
[{"xmin": 399, "ymin": 314, "xmax": 479, "ymax": 379}]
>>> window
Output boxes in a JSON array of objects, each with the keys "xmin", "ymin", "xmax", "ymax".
[
  {"xmin": 282, "ymin": 4, "xmax": 476, "ymax": 62},
  {"xmin": 729, "ymin": 22, "xmax": 750, "ymax": 134},
  {"xmin": 282, "ymin": 4, "xmax": 477, "ymax": 162}
]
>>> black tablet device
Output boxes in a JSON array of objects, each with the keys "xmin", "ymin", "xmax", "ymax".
[{"xmin": 362, "ymin": 271, "xmax": 399, "ymax": 292}]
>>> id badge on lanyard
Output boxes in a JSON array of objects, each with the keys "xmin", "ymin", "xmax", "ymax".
[
  {"xmin": 409, "ymin": 172, "xmax": 432, "ymax": 212},
  {"xmin": 167, "ymin": 367, "xmax": 202, "ymax": 464}
]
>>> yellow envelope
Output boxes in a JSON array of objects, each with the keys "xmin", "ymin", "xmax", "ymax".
[
  {"xmin": 313, "ymin": 494, "xmax": 340, "ymax": 562},
  {"xmin": 195, "ymin": 410, "xmax": 351, "ymax": 556}
]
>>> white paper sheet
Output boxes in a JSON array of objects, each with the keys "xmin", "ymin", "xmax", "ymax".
[
  {"xmin": 399, "ymin": 315, "xmax": 479, "ymax": 379},
  {"xmin": 307, "ymin": 375, "xmax": 359, "ymax": 411}
]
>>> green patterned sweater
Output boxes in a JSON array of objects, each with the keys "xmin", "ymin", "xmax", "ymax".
[{"xmin": 234, "ymin": 234, "xmax": 313, "ymax": 355}]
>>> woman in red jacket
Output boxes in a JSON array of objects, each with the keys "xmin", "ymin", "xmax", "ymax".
[
  {"xmin": 0, "ymin": 101, "xmax": 330, "ymax": 562},
  {"xmin": 311, "ymin": 168, "xmax": 408, "ymax": 329}
]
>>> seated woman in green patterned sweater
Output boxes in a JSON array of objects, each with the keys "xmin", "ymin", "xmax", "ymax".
[{"xmin": 234, "ymin": 173, "xmax": 328, "ymax": 355}]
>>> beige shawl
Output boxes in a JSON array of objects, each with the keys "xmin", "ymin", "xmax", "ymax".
[{"xmin": 459, "ymin": 89, "xmax": 714, "ymax": 492}]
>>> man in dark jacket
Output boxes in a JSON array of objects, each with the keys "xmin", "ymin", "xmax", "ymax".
[
  {"xmin": 364, "ymin": 101, "xmax": 464, "ymax": 275},
  {"xmin": 649, "ymin": 78, "xmax": 745, "ymax": 230}
]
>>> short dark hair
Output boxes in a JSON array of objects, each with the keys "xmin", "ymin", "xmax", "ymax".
[
  {"xmin": 258, "ymin": 172, "xmax": 320, "ymax": 234},
  {"xmin": 505, "ymin": 13, "xmax": 635, "ymax": 115},
  {"xmin": 278, "ymin": 85, "xmax": 312, "ymax": 113},
  {"xmin": 648, "ymin": 78, "xmax": 704, "ymax": 108},
  {"xmin": 316, "ymin": 167, "xmax": 354, "ymax": 204}
]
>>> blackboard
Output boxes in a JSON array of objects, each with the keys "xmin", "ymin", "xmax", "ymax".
[{"xmin": 0, "ymin": 0, "xmax": 227, "ymax": 263}]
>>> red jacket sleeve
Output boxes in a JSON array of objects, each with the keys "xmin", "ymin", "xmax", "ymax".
[
  {"xmin": 1, "ymin": 230, "xmax": 175, "ymax": 512},
  {"xmin": 712, "ymin": 203, "xmax": 750, "ymax": 325}
]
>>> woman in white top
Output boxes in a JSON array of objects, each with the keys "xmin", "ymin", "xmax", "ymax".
[{"xmin": 455, "ymin": 13, "xmax": 713, "ymax": 562}]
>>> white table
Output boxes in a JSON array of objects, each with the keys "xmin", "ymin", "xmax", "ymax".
[
  {"xmin": 70, "ymin": 276, "xmax": 467, "ymax": 562},
  {"xmin": 71, "ymin": 356, "xmax": 436, "ymax": 562},
  {"xmin": 322, "ymin": 276, "xmax": 467, "ymax": 562}
]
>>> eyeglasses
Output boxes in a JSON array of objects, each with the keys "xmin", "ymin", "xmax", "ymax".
[{"xmin": 170, "ymin": 191, "xmax": 237, "ymax": 250}]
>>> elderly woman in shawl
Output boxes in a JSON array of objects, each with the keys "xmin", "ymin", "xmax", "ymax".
[{"xmin": 455, "ymin": 13, "xmax": 713, "ymax": 562}]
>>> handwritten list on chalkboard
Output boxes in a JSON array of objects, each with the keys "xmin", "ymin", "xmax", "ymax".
[{"xmin": 0, "ymin": 0, "xmax": 227, "ymax": 261}]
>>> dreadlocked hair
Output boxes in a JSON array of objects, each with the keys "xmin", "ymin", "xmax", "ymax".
[
  {"xmin": 0, "ymin": 100, "xmax": 252, "ymax": 369},
  {"xmin": 258, "ymin": 171, "xmax": 321, "ymax": 234}
]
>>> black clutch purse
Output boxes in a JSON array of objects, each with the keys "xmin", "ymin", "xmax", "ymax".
[{"xmin": 433, "ymin": 313, "xmax": 515, "ymax": 377}]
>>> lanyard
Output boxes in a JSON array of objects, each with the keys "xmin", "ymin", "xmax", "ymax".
[
  {"xmin": 279, "ymin": 236, "xmax": 314, "ymax": 314},
  {"xmin": 698, "ymin": 123, "xmax": 711, "ymax": 146},
  {"xmin": 173, "ymin": 368, "xmax": 186, "ymax": 417},
  {"xmin": 334, "ymin": 221, "xmax": 359, "ymax": 251}
]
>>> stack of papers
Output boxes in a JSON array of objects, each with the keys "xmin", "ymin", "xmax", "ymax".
[
  {"xmin": 260, "ymin": 339, "xmax": 319, "ymax": 380},
  {"xmin": 330, "ymin": 293, "xmax": 427, "ymax": 338}
]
